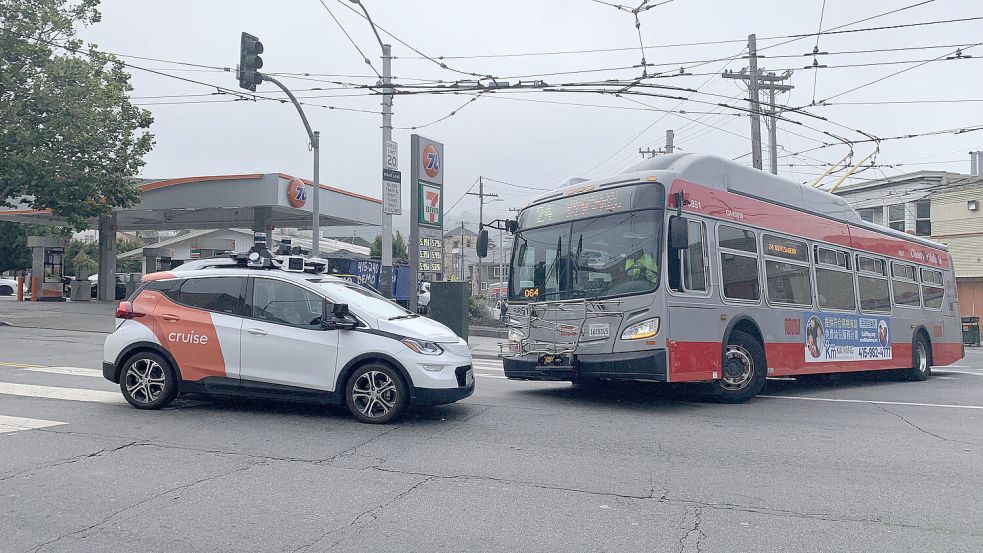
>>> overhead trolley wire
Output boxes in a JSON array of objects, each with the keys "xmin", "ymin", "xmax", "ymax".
[{"xmin": 316, "ymin": 0, "xmax": 382, "ymax": 78}]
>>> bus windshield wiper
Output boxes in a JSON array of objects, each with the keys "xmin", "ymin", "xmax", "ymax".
[{"xmin": 388, "ymin": 314, "xmax": 419, "ymax": 320}]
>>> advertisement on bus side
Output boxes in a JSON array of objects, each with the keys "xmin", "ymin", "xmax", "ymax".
[{"xmin": 804, "ymin": 312, "xmax": 891, "ymax": 362}]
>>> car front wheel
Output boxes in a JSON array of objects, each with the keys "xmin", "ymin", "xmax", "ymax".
[{"xmin": 345, "ymin": 363, "xmax": 408, "ymax": 424}]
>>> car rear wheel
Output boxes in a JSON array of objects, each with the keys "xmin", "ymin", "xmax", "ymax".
[
  {"xmin": 0, "ymin": 285, "xmax": 13, "ymax": 296},
  {"xmin": 345, "ymin": 363, "xmax": 408, "ymax": 424},
  {"xmin": 903, "ymin": 336, "xmax": 932, "ymax": 381},
  {"xmin": 713, "ymin": 330, "xmax": 766, "ymax": 403},
  {"xmin": 120, "ymin": 352, "xmax": 178, "ymax": 409}
]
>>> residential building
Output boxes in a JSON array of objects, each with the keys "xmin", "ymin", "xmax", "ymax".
[
  {"xmin": 440, "ymin": 225, "xmax": 512, "ymax": 295},
  {"xmin": 834, "ymin": 170, "xmax": 983, "ymax": 316},
  {"xmin": 443, "ymin": 226, "xmax": 478, "ymax": 283}
]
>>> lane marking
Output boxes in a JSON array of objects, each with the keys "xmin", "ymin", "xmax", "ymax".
[
  {"xmin": 0, "ymin": 382, "xmax": 123, "ymax": 404},
  {"xmin": 0, "ymin": 361, "xmax": 44, "ymax": 369},
  {"xmin": 0, "ymin": 415, "xmax": 66, "ymax": 434},
  {"xmin": 760, "ymin": 395, "xmax": 983, "ymax": 411},
  {"xmin": 21, "ymin": 366, "xmax": 102, "ymax": 378},
  {"xmin": 939, "ymin": 370, "xmax": 983, "ymax": 377}
]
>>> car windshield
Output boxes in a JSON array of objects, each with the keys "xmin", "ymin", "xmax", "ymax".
[
  {"xmin": 314, "ymin": 280, "xmax": 413, "ymax": 319},
  {"xmin": 509, "ymin": 209, "xmax": 663, "ymax": 301}
]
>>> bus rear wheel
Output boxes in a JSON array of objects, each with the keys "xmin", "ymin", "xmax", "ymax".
[
  {"xmin": 903, "ymin": 336, "xmax": 932, "ymax": 382},
  {"xmin": 713, "ymin": 330, "xmax": 766, "ymax": 403}
]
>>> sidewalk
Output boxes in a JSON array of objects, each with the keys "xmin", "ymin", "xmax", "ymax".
[
  {"xmin": 0, "ymin": 297, "xmax": 116, "ymax": 333},
  {"xmin": 467, "ymin": 334, "xmax": 505, "ymax": 360}
]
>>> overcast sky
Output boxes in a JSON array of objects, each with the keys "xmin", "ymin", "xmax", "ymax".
[{"xmin": 81, "ymin": 0, "xmax": 982, "ymax": 236}]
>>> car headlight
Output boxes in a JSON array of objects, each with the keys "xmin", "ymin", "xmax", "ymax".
[
  {"xmin": 401, "ymin": 338, "xmax": 444, "ymax": 355},
  {"xmin": 621, "ymin": 317, "xmax": 661, "ymax": 340}
]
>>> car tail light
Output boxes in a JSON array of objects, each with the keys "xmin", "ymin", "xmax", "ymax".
[{"xmin": 115, "ymin": 301, "xmax": 142, "ymax": 319}]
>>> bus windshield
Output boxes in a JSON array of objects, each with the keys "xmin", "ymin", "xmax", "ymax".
[{"xmin": 509, "ymin": 209, "xmax": 663, "ymax": 301}]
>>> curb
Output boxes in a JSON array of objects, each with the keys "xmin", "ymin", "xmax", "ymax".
[
  {"xmin": 470, "ymin": 326, "xmax": 507, "ymax": 339},
  {"xmin": 471, "ymin": 353, "xmax": 502, "ymax": 361}
]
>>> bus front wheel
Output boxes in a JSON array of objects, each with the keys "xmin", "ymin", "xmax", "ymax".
[{"xmin": 714, "ymin": 330, "xmax": 766, "ymax": 403}]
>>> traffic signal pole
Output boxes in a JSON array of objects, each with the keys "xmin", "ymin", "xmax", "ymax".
[
  {"xmin": 238, "ymin": 33, "xmax": 321, "ymax": 256},
  {"xmin": 261, "ymin": 75, "xmax": 321, "ymax": 257}
]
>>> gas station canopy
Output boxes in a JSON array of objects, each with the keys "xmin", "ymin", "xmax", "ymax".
[{"xmin": 0, "ymin": 173, "xmax": 381, "ymax": 231}]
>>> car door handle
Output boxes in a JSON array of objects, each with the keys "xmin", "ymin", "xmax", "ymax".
[
  {"xmin": 247, "ymin": 328, "xmax": 269, "ymax": 336},
  {"xmin": 160, "ymin": 314, "xmax": 180, "ymax": 322}
]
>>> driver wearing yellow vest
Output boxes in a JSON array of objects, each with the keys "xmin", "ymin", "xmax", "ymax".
[{"xmin": 624, "ymin": 249, "xmax": 659, "ymax": 284}]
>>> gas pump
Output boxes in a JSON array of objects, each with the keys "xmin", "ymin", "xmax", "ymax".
[
  {"xmin": 27, "ymin": 236, "xmax": 69, "ymax": 302},
  {"xmin": 141, "ymin": 247, "xmax": 176, "ymax": 274}
]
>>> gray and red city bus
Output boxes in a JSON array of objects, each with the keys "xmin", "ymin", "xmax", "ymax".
[{"xmin": 499, "ymin": 153, "xmax": 963, "ymax": 402}]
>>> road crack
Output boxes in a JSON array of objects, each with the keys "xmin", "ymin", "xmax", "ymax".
[
  {"xmin": 290, "ymin": 475, "xmax": 435, "ymax": 552},
  {"xmin": 677, "ymin": 507, "xmax": 707, "ymax": 553},
  {"xmin": 872, "ymin": 403, "xmax": 982, "ymax": 446},
  {"xmin": 0, "ymin": 440, "xmax": 141, "ymax": 483}
]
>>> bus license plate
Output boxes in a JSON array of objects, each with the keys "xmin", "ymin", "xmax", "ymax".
[{"xmin": 587, "ymin": 323, "xmax": 610, "ymax": 338}]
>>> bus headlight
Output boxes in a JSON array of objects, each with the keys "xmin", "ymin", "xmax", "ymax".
[{"xmin": 621, "ymin": 317, "xmax": 661, "ymax": 340}]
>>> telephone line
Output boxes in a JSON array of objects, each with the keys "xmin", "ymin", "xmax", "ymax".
[{"xmin": 398, "ymin": 13, "xmax": 980, "ymax": 61}]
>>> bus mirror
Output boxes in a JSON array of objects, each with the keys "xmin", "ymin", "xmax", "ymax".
[
  {"xmin": 476, "ymin": 229, "xmax": 489, "ymax": 258},
  {"xmin": 669, "ymin": 217, "xmax": 689, "ymax": 250},
  {"xmin": 505, "ymin": 219, "xmax": 518, "ymax": 234}
]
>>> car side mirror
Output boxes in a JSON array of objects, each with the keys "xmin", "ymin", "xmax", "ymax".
[
  {"xmin": 476, "ymin": 229, "xmax": 489, "ymax": 258},
  {"xmin": 669, "ymin": 217, "xmax": 689, "ymax": 250},
  {"xmin": 323, "ymin": 302, "xmax": 358, "ymax": 330}
]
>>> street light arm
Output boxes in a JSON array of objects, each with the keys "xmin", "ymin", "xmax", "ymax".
[
  {"xmin": 263, "ymin": 74, "xmax": 316, "ymax": 144},
  {"xmin": 350, "ymin": 0, "xmax": 385, "ymax": 51}
]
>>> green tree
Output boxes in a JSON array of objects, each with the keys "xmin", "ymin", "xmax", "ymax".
[
  {"xmin": 0, "ymin": 222, "xmax": 31, "ymax": 273},
  {"xmin": 0, "ymin": 0, "xmax": 154, "ymax": 230},
  {"xmin": 370, "ymin": 231, "xmax": 409, "ymax": 261},
  {"xmin": 116, "ymin": 236, "xmax": 143, "ymax": 272},
  {"xmin": 71, "ymin": 250, "xmax": 97, "ymax": 279}
]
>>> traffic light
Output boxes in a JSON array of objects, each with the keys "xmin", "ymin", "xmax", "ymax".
[{"xmin": 239, "ymin": 32, "xmax": 264, "ymax": 91}]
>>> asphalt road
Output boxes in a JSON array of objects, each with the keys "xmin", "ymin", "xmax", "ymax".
[{"xmin": 1, "ymin": 297, "xmax": 982, "ymax": 552}]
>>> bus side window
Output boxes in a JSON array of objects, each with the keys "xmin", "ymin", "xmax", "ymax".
[{"xmin": 668, "ymin": 217, "xmax": 708, "ymax": 293}]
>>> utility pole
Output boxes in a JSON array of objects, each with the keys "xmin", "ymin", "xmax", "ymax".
[
  {"xmin": 459, "ymin": 221, "xmax": 466, "ymax": 282},
  {"xmin": 722, "ymin": 35, "xmax": 793, "ymax": 173},
  {"xmin": 467, "ymin": 176, "xmax": 499, "ymax": 295},
  {"xmin": 498, "ymin": 228, "xmax": 504, "ymax": 298},
  {"xmin": 760, "ymin": 71, "xmax": 794, "ymax": 175},
  {"xmin": 639, "ymin": 129, "xmax": 675, "ymax": 158},
  {"xmin": 747, "ymin": 34, "xmax": 762, "ymax": 171},
  {"xmin": 380, "ymin": 43, "xmax": 394, "ymax": 297}
]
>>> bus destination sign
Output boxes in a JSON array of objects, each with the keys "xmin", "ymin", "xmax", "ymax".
[{"xmin": 525, "ymin": 187, "xmax": 634, "ymax": 227}]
